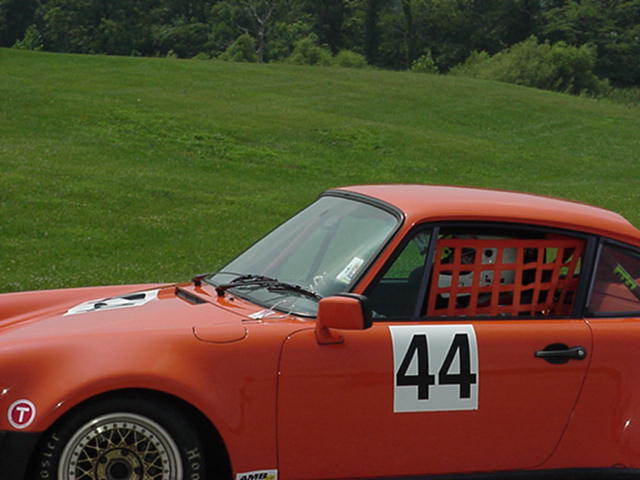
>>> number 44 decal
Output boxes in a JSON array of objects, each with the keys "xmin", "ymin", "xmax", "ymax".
[{"xmin": 389, "ymin": 325, "xmax": 479, "ymax": 413}]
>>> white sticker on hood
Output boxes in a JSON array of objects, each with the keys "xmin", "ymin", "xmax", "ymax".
[{"xmin": 64, "ymin": 289, "xmax": 159, "ymax": 316}]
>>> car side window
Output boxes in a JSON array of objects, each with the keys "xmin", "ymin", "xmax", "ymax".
[
  {"xmin": 368, "ymin": 224, "xmax": 587, "ymax": 320},
  {"xmin": 588, "ymin": 242, "xmax": 640, "ymax": 314},
  {"xmin": 366, "ymin": 230, "xmax": 431, "ymax": 318},
  {"xmin": 427, "ymin": 227, "xmax": 584, "ymax": 318}
]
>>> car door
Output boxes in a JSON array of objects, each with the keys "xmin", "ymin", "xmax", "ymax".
[{"xmin": 277, "ymin": 224, "xmax": 593, "ymax": 479}]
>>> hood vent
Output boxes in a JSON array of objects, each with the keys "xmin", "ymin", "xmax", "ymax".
[{"xmin": 176, "ymin": 288, "xmax": 206, "ymax": 305}]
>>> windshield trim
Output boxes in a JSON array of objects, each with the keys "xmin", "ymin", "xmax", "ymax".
[{"xmin": 321, "ymin": 190, "xmax": 405, "ymax": 222}]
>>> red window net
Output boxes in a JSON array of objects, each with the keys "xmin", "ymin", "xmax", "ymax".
[{"xmin": 426, "ymin": 237, "xmax": 584, "ymax": 318}]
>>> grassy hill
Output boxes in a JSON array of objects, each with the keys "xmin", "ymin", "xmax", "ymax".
[{"xmin": 1, "ymin": 48, "xmax": 639, "ymax": 293}]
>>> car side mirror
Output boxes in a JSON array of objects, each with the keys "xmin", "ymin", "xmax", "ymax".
[{"xmin": 315, "ymin": 293, "xmax": 372, "ymax": 345}]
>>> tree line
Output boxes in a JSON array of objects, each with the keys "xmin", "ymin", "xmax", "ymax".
[{"xmin": 2, "ymin": 0, "xmax": 639, "ymax": 88}]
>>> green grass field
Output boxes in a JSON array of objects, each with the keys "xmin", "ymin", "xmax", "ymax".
[{"xmin": 1, "ymin": 48, "xmax": 639, "ymax": 293}]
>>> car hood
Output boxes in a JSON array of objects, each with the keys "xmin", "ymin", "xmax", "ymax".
[{"xmin": 0, "ymin": 283, "xmax": 270, "ymax": 343}]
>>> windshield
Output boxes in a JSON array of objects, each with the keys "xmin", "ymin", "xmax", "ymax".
[{"xmin": 208, "ymin": 195, "xmax": 400, "ymax": 316}]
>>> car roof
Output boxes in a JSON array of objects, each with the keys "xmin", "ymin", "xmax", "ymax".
[{"xmin": 334, "ymin": 184, "xmax": 640, "ymax": 244}]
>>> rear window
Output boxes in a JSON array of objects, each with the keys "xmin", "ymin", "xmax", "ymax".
[{"xmin": 588, "ymin": 242, "xmax": 640, "ymax": 315}]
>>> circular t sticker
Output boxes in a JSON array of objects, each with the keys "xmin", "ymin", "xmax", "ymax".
[{"xmin": 8, "ymin": 399, "xmax": 36, "ymax": 429}]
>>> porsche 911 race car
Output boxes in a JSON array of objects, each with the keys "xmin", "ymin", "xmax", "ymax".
[{"xmin": 2, "ymin": 184, "xmax": 640, "ymax": 480}]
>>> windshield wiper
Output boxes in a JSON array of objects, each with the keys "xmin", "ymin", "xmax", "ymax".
[
  {"xmin": 215, "ymin": 274, "xmax": 320, "ymax": 300},
  {"xmin": 215, "ymin": 274, "xmax": 279, "ymax": 296},
  {"xmin": 266, "ymin": 283, "xmax": 321, "ymax": 300},
  {"xmin": 192, "ymin": 271, "xmax": 247, "ymax": 288}
]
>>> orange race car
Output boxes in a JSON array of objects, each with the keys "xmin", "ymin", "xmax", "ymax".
[{"xmin": 2, "ymin": 184, "xmax": 640, "ymax": 480}]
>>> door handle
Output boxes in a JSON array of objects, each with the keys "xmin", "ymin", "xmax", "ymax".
[{"xmin": 534, "ymin": 344, "xmax": 587, "ymax": 364}]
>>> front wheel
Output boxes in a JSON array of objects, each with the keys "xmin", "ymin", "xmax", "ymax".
[{"xmin": 33, "ymin": 395, "xmax": 206, "ymax": 480}]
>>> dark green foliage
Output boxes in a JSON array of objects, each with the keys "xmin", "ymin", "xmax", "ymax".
[
  {"xmin": 0, "ymin": 0, "xmax": 638, "ymax": 88},
  {"xmin": 13, "ymin": 24, "xmax": 42, "ymax": 50},
  {"xmin": 376, "ymin": 0, "xmax": 410, "ymax": 69},
  {"xmin": 232, "ymin": 0, "xmax": 277, "ymax": 62},
  {"xmin": 0, "ymin": 0, "xmax": 39, "ymax": 48},
  {"xmin": 305, "ymin": 0, "xmax": 346, "ymax": 53},
  {"xmin": 540, "ymin": 0, "xmax": 640, "ymax": 87},
  {"xmin": 467, "ymin": 0, "xmax": 543, "ymax": 54},
  {"xmin": 410, "ymin": 50, "xmax": 438, "ymax": 74},
  {"xmin": 266, "ymin": 17, "xmax": 313, "ymax": 61},
  {"xmin": 37, "ymin": 0, "xmax": 96, "ymax": 53},
  {"xmin": 607, "ymin": 87, "xmax": 640, "ymax": 106},
  {"xmin": 285, "ymin": 34, "xmax": 332, "ymax": 66},
  {"xmin": 209, "ymin": 1, "xmax": 245, "ymax": 55},
  {"xmin": 209, "ymin": 0, "xmax": 311, "ymax": 62},
  {"xmin": 334, "ymin": 49, "xmax": 367, "ymax": 68},
  {"xmin": 363, "ymin": 0, "xmax": 383, "ymax": 65},
  {"xmin": 192, "ymin": 52, "xmax": 211, "ymax": 60},
  {"xmin": 33, "ymin": 0, "xmax": 159, "ymax": 55},
  {"xmin": 219, "ymin": 33, "xmax": 258, "ymax": 62},
  {"xmin": 400, "ymin": 0, "xmax": 416, "ymax": 66},
  {"xmin": 152, "ymin": 20, "xmax": 211, "ymax": 58},
  {"xmin": 451, "ymin": 37, "xmax": 608, "ymax": 96}
]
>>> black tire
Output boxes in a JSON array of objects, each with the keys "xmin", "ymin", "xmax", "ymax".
[{"xmin": 32, "ymin": 394, "xmax": 206, "ymax": 480}]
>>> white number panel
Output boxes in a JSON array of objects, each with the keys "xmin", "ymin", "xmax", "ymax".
[{"xmin": 389, "ymin": 325, "xmax": 479, "ymax": 413}]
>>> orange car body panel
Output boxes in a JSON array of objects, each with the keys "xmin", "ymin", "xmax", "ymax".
[
  {"xmin": 278, "ymin": 319, "xmax": 591, "ymax": 478},
  {"xmin": 0, "ymin": 283, "xmax": 310, "ymax": 474},
  {"xmin": 3, "ymin": 184, "xmax": 640, "ymax": 478}
]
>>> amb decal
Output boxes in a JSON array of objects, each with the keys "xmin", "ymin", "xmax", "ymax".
[{"xmin": 236, "ymin": 469, "xmax": 278, "ymax": 480}]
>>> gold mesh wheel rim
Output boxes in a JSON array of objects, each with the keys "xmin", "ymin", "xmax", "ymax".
[{"xmin": 59, "ymin": 412, "xmax": 182, "ymax": 480}]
